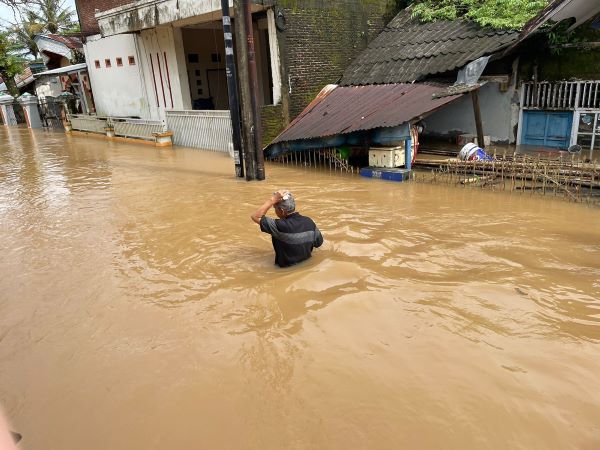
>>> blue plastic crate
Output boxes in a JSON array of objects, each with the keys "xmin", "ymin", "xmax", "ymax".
[{"xmin": 360, "ymin": 167, "xmax": 412, "ymax": 182}]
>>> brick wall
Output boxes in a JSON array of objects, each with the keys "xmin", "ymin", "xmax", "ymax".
[
  {"xmin": 75, "ymin": 0, "xmax": 132, "ymax": 35},
  {"xmin": 277, "ymin": 0, "xmax": 396, "ymax": 119}
]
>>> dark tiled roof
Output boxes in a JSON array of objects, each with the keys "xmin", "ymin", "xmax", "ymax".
[{"xmin": 341, "ymin": 9, "xmax": 519, "ymax": 86}]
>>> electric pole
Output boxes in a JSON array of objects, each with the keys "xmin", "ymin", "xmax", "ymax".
[
  {"xmin": 233, "ymin": 0, "xmax": 265, "ymax": 181},
  {"xmin": 220, "ymin": 0, "xmax": 244, "ymax": 178},
  {"xmin": 242, "ymin": 0, "xmax": 265, "ymax": 180}
]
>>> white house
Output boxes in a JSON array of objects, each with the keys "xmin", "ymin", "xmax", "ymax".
[{"xmin": 79, "ymin": 0, "xmax": 282, "ymax": 151}]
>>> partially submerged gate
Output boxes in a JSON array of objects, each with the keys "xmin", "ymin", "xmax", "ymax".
[
  {"xmin": 521, "ymin": 111, "xmax": 573, "ymax": 148},
  {"xmin": 165, "ymin": 110, "xmax": 233, "ymax": 153},
  {"xmin": 39, "ymin": 97, "xmax": 64, "ymax": 130},
  {"xmin": 519, "ymin": 81, "xmax": 600, "ymax": 158}
]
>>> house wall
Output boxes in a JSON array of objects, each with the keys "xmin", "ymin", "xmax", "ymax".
[
  {"xmin": 138, "ymin": 26, "xmax": 193, "ymax": 118},
  {"xmin": 35, "ymin": 76, "xmax": 63, "ymax": 99},
  {"xmin": 424, "ymin": 82, "xmax": 518, "ymax": 144},
  {"xmin": 83, "ymin": 34, "xmax": 151, "ymax": 118}
]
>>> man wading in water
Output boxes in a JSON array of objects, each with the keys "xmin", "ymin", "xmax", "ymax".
[{"xmin": 251, "ymin": 190, "xmax": 323, "ymax": 267}]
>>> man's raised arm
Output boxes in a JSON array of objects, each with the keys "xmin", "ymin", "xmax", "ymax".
[{"xmin": 250, "ymin": 192, "xmax": 283, "ymax": 224}]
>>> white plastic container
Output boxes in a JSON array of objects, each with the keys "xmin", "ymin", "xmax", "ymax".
[{"xmin": 369, "ymin": 146, "xmax": 406, "ymax": 168}]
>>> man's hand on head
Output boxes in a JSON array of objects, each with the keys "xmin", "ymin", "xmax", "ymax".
[{"xmin": 271, "ymin": 192, "xmax": 283, "ymax": 205}]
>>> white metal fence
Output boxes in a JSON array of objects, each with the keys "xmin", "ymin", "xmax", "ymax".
[
  {"xmin": 165, "ymin": 110, "xmax": 233, "ymax": 153},
  {"xmin": 69, "ymin": 114, "xmax": 109, "ymax": 134},
  {"xmin": 68, "ymin": 114, "xmax": 166, "ymax": 141},
  {"xmin": 68, "ymin": 111, "xmax": 233, "ymax": 151},
  {"xmin": 522, "ymin": 81, "xmax": 600, "ymax": 110},
  {"xmin": 111, "ymin": 117, "xmax": 166, "ymax": 140}
]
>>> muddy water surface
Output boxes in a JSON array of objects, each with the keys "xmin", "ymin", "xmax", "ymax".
[{"xmin": 1, "ymin": 128, "xmax": 600, "ymax": 449}]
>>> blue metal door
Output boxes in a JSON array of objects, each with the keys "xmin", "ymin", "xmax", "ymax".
[{"xmin": 521, "ymin": 111, "xmax": 573, "ymax": 149}]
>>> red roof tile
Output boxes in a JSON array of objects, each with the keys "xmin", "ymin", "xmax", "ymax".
[{"xmin": 45, "ymin": 34, "xmax": 83, "ymax": 49}]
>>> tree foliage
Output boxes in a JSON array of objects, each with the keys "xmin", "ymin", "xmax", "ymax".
[
  {"xmin": 26, "ymin": 0, "xmax": 75, "ymax": 34},
  {"xmin": 410, "ymin": 0, "xmax": 551, "ymax": 30},
  {"xmin": 4, "ymin": 0, "xmax": 76, "ymax": 58},
  {"xmin": 9, "ymin": 11, "xmax": 45, "ymax": 58},
  {"xmin": 0, "ymin": 30, "xmax": 24, "ymax": 95}
]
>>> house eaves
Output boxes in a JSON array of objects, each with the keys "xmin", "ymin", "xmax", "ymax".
[
  {"xmin": 502, "ymin": 0, "xmax": 600, "ymax": 55},
  {"xmin": 95, "ymin": 0, "xmax": 266, "ymax": 37}
]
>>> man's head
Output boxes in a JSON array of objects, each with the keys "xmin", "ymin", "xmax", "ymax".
[{"xmin": 274, "ymin": 190, "xmax": 295, "ymax": 218}]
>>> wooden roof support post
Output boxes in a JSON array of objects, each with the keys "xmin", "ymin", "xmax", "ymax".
[{"xmin": 471, "ymin": 89, "xmax": 485, "ymax": 148}]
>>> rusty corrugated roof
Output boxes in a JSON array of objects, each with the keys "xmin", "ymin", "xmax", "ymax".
[{"xmin": 269, "ymin": 83, "xmax": 463, "ymax": 145}]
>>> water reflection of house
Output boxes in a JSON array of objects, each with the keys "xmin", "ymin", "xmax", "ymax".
[
  {"xmin": 33, "ymin": 34, "xmax": 95, "ymax": 114},
  {"xmin": 267, "ymin": 0, "xmax": 600, "ymax": 162},
  {"xmin": 73, "ymin": 0, "xmax": 395, "ymax": 148}
]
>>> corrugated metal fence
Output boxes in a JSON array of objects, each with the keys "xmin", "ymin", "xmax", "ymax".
[
  {"xmin": 69, "ymin": 115, "xmax": 166, "ymax": 140},
  {"xmin": 111, "ymin": 117, "xmax": 166, "ymax": 140},
  {"xmin": 68, "ymin": 111, "xmax": 233, "ymax": 152},
  {"xmin": 165, "ymin": 110, "xmax": 233, "ymax": 153},
  {"xmin": 69, "ymin": 114, "xmax": 109, "ymax": 134}
]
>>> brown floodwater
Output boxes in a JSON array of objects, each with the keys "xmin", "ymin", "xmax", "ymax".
[{"xmin": 1, "ymin": 127, "xmax": 600, "ymax": 450}]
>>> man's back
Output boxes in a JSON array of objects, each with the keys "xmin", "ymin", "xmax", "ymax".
[{"xmin": 260, "ymin": 212, "xmax": 323, "ymax": 267}]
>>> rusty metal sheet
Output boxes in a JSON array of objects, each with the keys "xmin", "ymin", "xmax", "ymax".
[{"xmin": 270, "ymin": 83, "xmax": 463, "ymax": 145}]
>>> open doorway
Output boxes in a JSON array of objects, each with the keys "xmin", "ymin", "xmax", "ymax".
[{"xmin": 180, "ymin": 16, "xmax": 275, "ymax": 110}]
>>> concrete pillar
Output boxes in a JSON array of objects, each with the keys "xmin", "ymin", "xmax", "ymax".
[
  {"xmin": 267, "ymin": 9, "xmax": 282, "ymax": 105},
  {"xmin": 0, "ymin": 94, "xmax": 17, "ymax": 126},
  {"xmin": 17, "ymin": 93, "xmax": 43, "ymax": 128}
]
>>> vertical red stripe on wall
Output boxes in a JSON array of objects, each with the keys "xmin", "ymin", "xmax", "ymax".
[
  {"xmin": 149, "ymin": 53, "xmax": 160, "ymax": 106},
  {"xmin": 156, "ymin": 53, "xmax": 166, "ymax": 108},
  {"xmin": 163, "ymin": 52, "xmax": 174, "ymax": 108}
]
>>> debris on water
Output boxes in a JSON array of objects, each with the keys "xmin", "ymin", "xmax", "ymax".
[
  {"xmin": 515, "ymin": 287, "xmax": 529, "ymax": 296},
  {"xmin": 458, "ymin": 143, "xmax": 493, "ymax": 161}
]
